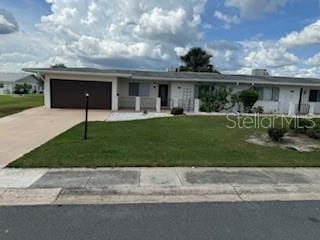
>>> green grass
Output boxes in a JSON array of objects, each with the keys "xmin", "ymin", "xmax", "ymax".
[
  {"xmin": 9, "ymin": 116, "xmax": 320, "ymax": 168},
  {"xmin": 0, "ymin": 95, "xmax": 44, "ymax": 117}
]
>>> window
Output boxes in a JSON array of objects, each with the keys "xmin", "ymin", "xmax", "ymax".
[
  {"xmin": 129, "ymin": 83, "xmax": 150, "ymax": 97},
  {"xmin": 309, "ymin": 90, "xmax": 320, "ymax": 102},
  {"xmin": 256, "ymin": 87, "xmax": 279, "ymax": 101},
  {"xmin": 129, "ymin": 83, "xmax": 139, "ymax": 96},
  {"xmin": 0, "ymin": 83, "xmax": 3, "ymax": 88},
  {"xmin": 139, "ymin": 83, "xmax": 150, "ymax": 96}
]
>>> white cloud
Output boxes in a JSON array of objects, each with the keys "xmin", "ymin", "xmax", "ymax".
[
  {"xmin": 39, "ymin": 0, "xmax": 206, "ymax": 66},
  {"xmin": 205, "ymin": 41, "xmax": 243, "ymax": 71},
  {"xmin": 214, "ymin": 0, "xmax": 288, "ymax": 28},
  {"xmin": 213, "ymin": 11, "xmax": 240, "ymax": 28},
  {"xmin": 280, "ymin": 19, "xmax": 320, "ymax": 48},
  {"xmin": 243, "ymin": 41, "xmax": 299, "ymax": 68},
  {"xmin": 307, "ymin": 52, "xmax": 320, "ymax": 66},
  {"xmin": 1, "ymin": 0, "xmax": 207, "ymax": 71},
  {"xmin": 1, "ymin": 0, "xmax": 320, "ymax": 79},
  {"xmin": 0, "ymin": 9, "xmax": 19, "ymax": 34},
  {"xmin": 224, "ymin": 0, "xmax": 288, "ymax": 18}
]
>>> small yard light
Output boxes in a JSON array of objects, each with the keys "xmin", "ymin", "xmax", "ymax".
[{"xmin": 84, "ymin": 93, "xmax": 89, "ymax": 140}]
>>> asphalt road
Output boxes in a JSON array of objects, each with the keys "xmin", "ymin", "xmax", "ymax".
[{"xmin": 0, "ymin": 201, "xmax": 320, "ymax": 240}]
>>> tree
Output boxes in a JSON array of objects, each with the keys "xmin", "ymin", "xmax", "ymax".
[
  {"xmin": 51, "ymin": 63, "xmax": 67, "ymax": 69},
  {"xmin": 239, "ymin": 88, "xmax": 259, "ymax": 113},
  {"xmin": 14, "ymin": 83, "xmax": 32, "ymax": 95},
  {"xmin": 179, "ymin": 47, "xmax": 219, "ymax": 73}
]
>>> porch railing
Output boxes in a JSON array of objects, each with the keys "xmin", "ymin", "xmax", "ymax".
[
  {"xmin": 140, "ymin": 97, "xmax": 157, "ymax": 110},
  {"xmin": 119, "ymin": 97, "xmax": 135, "ymax": 109}
]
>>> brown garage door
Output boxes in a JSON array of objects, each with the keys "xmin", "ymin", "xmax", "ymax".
[{"xmin": 50, "ymin": 79, "xmax": 112, "ymax": 109}]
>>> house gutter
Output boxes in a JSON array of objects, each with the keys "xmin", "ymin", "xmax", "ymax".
[
  {"xmin": 22, "ymin": 69, "xmax": 132, "ymax": 78},
  {"xmin": 22, "ymin": 68, "xmax": 320, "ymax": 88}
]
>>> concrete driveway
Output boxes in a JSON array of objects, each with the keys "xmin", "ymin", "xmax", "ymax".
[{"xmin": 0, "ymin": 107, "xmax": 109, "ymax": 168}]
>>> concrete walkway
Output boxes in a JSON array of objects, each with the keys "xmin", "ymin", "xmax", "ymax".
[
  {"xmin": 1, "ymin": 167, "xmax": 320, "ymax": 205},
  {"xmin": 0, "ymin": 107, "xmax": 109, "ymax": 168}
]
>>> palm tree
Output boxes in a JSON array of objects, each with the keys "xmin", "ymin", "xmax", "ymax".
[{"xmin": 179, "ymin": 47, "xmax": 219, "ymax": 73}]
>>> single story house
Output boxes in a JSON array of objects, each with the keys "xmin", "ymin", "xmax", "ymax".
[
  {"xmin": 0, "ymin": 72, "xmax": 42, "ymax": 94},
  {"xmin": 23, "ymin": 68, "xmax": 320, "ymax": 115}
]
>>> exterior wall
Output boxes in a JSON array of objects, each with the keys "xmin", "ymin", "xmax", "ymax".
[
  {"xmin": 118, "ymin": 78, "xmax": 160, "ymax": 99},
  {"xmin": 253, "ymin": 86, "xmax": 301, "ymax": 114},
  {"xmin": 44, "ymin": 73, "xmax": 118, "ymax": 110},
  {"xmin": 0, "ymin": 83, "xmax": 14, "ymax": 94},
  {"xmin": 40, "ymin": 72, "xmax": 320, "ymax": 114},
  {"xmin": 170, "ymin": 82, "xmax": 195, "ymax": 108},
  {"xmin": 117, "ymin": 79, "xmax": 195, "ymax": 110},
  {"xmin": 0, "ymin": 80, "xmax": 40, "ymax": 95},
  {"xmin": 305, "ymin": 87, "xmax": 320, "ymax": 114}
]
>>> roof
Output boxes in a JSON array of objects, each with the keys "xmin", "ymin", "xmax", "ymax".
[
  {"xmin": 0, "ymin": 72, "xmax": 36, "ymax": 83},
  {"xmin": 23, "ymin": 67, "xmax": 320, "ymax": 87}
]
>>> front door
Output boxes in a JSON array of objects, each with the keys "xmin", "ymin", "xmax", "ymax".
[{"xmin": 159, "ymin": 85, "xmax": 169, "ymax": 107}]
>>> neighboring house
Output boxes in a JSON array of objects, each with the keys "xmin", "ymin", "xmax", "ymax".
[
  {"xmin": 0, "ymin": 72, "xmax": 42, "ymax": 94},
  {"xmin": 23, "ymin": 68, "xmax": 320, "ymax": 115}
]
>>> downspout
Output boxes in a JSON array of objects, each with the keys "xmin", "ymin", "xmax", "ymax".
[{"xmin": 298, "ymin": 88, "xmax": 303, "ymax": 114}]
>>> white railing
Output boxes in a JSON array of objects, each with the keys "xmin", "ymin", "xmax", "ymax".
[
  {"xmin": 118, "ymin": 96, "xmax": 161, "ymax": 112},
  {"xmin": 119, "ymin": 97, "xmax": 136, "ymax": 109},
  {"xmin": 140, "ymin": 97, "xmax": 157, "ymax": 110},
  {"xmin": 309, "ymin": 103, "xmax": 320, "ymax": 115}
]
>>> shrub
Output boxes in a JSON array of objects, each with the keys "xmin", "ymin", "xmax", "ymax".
[
  {"xmin": 268, "ymin": 127, "xmax": 288, "ymax": 142},
  {"xmin": 200, "ymin": 88, "xmax": 234, "ymax": 112},
  {"xmin": 289, "ymin": 118, "xmax": 316, "ymax": 134},
  {"xmin": 306, "ymin": 126, "xmax": 320, "ymax": 139},
  {"xmin": 14, "ymin": 83, "xmax": 32, "ymax": 94},
  {"xmin": 171, "ymin": 107, "xmax": 184, "ymax": 115},
  {"xmin": 239, "ymin": 89, "xmax": 258, "ymax": 113},
  {"xmin": 254, "ymin": 106, "xmax": 264, "ymax": 114}
]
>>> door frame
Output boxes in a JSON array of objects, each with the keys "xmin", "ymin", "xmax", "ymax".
[{"xmin": 158, "ymin": 84, "xmax": 169, "ymax": 107}]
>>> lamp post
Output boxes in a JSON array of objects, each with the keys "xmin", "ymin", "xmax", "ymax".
[{"xmin": 84, "ymin": 93, "xmax": 89, "ymax": 140}]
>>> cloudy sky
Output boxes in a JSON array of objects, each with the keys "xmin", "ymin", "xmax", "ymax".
[{"xmin": 0, "ymin": 0, "xmax": 319, "ymax": 77}]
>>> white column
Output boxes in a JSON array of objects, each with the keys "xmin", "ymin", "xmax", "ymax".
[
  {"xmin": 156, "ymin": 97, "xmax": 161, "ymax": 113},
  {"xmin": 44, "ymin": 77, "xmax": 51, "ymax": 108},
  {"xmin": 111, "ymin": 78, "xmax": 118, "ymax": 111},
  {"xmin": 309, "ymin": 103, "xmax": 315, "ymax": 115},
  {"xmin": 288, "ymin": 102, "xmax": 295, "ymax": 116},
  {"xmin": 135, "ymin": 97, "xmax": 141, "ymax": 112},
  {"xmin": 112, "ymin": 96, "xmax": 119, "ymax": 111},
  {"xmin": 194, "ymin": 99, "xmax": 200, "ymax": 113}
]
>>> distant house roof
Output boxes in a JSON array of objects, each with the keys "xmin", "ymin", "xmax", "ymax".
[
  {"xmin": 23, "ymin": 68, "xmax": 320, "ymax": 87},
  {"xmin": 0, "ymin": 72, "xmax": 38, "ymax": 83}
]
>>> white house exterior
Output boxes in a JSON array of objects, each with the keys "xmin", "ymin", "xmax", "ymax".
[
  {"xmin": 23, "ymin": 68, "xmax": 320, "ymax": 115},
  {"xmin": 0, "ymin": 72, "xmax": 42, "ymax": 94}
]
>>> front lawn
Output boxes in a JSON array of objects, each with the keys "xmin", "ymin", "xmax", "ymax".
[
  {"xmin": 9, "ymin": 116, "xmax": 320, "ymax": 168},
  {"xmin": 0, "ymin": 95, "xmax": 44, "ymax": 117}
]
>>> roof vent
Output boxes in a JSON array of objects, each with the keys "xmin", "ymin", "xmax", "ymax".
[{"xmin": 252, "ymin": 69, "xmax": 270, "ymax": 76}]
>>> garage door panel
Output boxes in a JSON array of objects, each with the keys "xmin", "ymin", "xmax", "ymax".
[{"xmin": 51, "ymin": 79, "xmax": 112, "ymax": 109}]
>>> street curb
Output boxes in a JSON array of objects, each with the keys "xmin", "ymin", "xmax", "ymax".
[{"xmin": 1, "ymin": 187, "xmax": 320, "ymax": 206}]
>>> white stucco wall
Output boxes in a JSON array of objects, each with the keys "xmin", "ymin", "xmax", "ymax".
[
  {"xmin": 0, "ymin": 82, "xmax": 39, "ymax": 94},
  {"xmin": 118, "ymin": 78, "xmax": 160, "ymax": 98},
  {"xmin": 170, "ymin": 82, "xmax": 195, "ymax": 107},
  {"xmin": 0, "ymin": 83, "xmax": 14, "ymax": 94}
]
